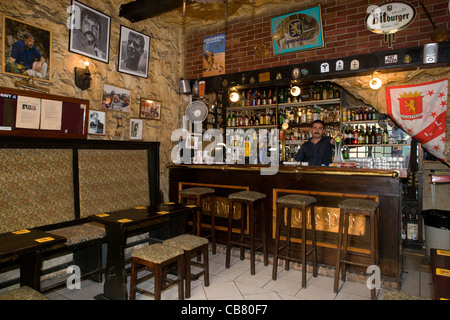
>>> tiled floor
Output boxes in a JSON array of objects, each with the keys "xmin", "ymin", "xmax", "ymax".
[{"xmin": 44, "ymin": 246, "xmax": 433, "ymax": 301}]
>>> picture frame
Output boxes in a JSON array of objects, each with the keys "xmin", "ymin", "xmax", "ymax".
[
  {"xmin": 118, "ymin": 26, "xmax": 150, "ymax": 78},
  {"xmin": 68, "ymin": 0, "xmax": 110, "ymax": 63},
  {"xmin": 102, "ymin": 83, "xmax": 131, "ymax": 113},
  {"xmin": 88, "ymin": 110, "xmax": 105, "ymax": 135},
  {"xmin": 139, "ymin": 98, "xmax": 161, "ymax": 120},
  {"xmin": 129, "ymin": 118, "xmax": 143, "ymax": 140},
  {"xmin": 2, "ymin": 16, "xmax": 52, "ymax": 82},
  {"xmin": 270, "ymin": 5, "xmax": 324, "ymax": 55}
]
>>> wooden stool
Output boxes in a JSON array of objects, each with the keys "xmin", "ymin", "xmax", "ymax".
[
  {"xmin": 225, "ymin": 191, "xmax": 268, "ymax": 275},
  {"xmin": 179, "ymin": 187, "xmax": 216, "ymax": 254},
  {"xmin": 0, "ymin": 286, "xmax": 49, "ymax": 300},
  {"xmin": 272, "ymin": 194, "xmax": 317, "ymax": 288},
  {"xmin": 334, "ymin": 198, "xmax": 379, "ymax": 300},
  {"xmin": 163, "ymin": 234, "xmax": 209, "ymax": 298},
  {"xmin": 129, "ymin": 243, "xmax": 184, "ymax": 300}
]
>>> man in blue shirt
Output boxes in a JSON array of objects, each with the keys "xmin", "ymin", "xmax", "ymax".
[
  {"xmin": 294, "ymin": 120, "xmax": 336, "ymax": 166},
  {"xmin": 9, "ymin": 34, "xmax": 47, "ymax": 79}
]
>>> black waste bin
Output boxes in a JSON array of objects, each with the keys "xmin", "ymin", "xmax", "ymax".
[{"xmin": 421, "ymin": 209, "xmax": 450, "ymax": 256}]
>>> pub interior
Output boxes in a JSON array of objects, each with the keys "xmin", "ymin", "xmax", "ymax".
[{"xmin": 0, "ymin": 0, "xmax": 449, "ymax": 304}]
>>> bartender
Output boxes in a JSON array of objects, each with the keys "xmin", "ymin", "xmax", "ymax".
[{"xmin": 294, "ymin": 120, "xmax": 336, "ymax": 166}]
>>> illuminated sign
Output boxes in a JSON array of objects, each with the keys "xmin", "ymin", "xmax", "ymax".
[{"xmin": 365, "ymin": 1, "xmax": 416, "ymax": 34}]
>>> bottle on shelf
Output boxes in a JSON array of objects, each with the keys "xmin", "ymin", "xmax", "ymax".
[
  {"xmin": 358, "ymin": 125, "xmax": 365, "ymax": 144},
  {"xmin": 376, "ymin": 128, "xmax": 382, "ymax": 144},
  {"xmin": 382, "ymin": 127, "xmax": 389, "ymax": 144},
  {"xmin": 353, "ymin": 125, "xmax": 359, "ymax": 145}
]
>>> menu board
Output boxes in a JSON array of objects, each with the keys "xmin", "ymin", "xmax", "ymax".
[{"xmin": 0, "ymin": 87, "xmax": 89, "ymax": 139}]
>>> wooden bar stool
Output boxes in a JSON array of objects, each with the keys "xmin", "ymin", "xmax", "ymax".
[
  {"xmin": 225, "ymin": 191, "xmax": 268, "ymax": 275},
  {"xmin": 179, "ymin": 187, "xmax": 216, "ymax": 254},
  {"xmin": 334, "ymin": 198, "xmax": 379, "ymax": 300},
  {"xmin": 163, "ymin": 234, "xmax": 209, "ymax": 298},
  {"xmin": 272, "ymin": 194, "xmax": 317, "ymax": 288},
  {"xmin": 129, "ymin": 243, "xmax": 184, "ymax": 300}
]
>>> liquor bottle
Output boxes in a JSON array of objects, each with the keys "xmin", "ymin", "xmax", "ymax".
[
  {"xmin": 254, "ymin": 112, "xmax": 260, "ymax": 126},
  {"xmin": 278, "ymin": 108, "xmax": 284, "ymax": 125},
  {"xmin": 301, "ymin": 108, "xmax": 307, "ymax": 124},
  {"xmin": 260, "ymin": 110, "xmax": 265, "ymax": 125},
  {"xmin": 371, "ymin": 126, "xmax": 377, "ymax": 144},
  {"xmin": 262, "ymin": 90, "xmax": 267, "ymax": 105},
  {"xmin": 372, "ymin": 108, "xmax": 378, "ymax": 120},
  {"xmin": 271, "ymin": 110, "xmax": 276, "ymax": 125},
  {"xmin": 366, "ymin": 126, "xmax": 372, "ymax": 144},
  {"xmin": 231, "ymin": 111, "xmax": 236, "ymax": 127},
  {"xmin": 382, "ymin": 127, "xmax": 389, "ymax": 144},
  {"xmin": 249, "ymin": 112, "xmax": 254, "ymax": 126},
  {"xmin": 333, "ymin": 87, "xmax": 340, "ymax": 99},
  {"xmin": 346, "ymin": 125, "xmax": 353, "ymax": 145},
  {"xmin": 309, "ymin": 86, "xmax": 315, "ymax": 100},
  {"xmin": 376, "ymin": 128, "xmax": 382, "ymax": 144},
  {"xmin": 353, "ymin": 125, "xmax": 359, "ymax": 144},
  {"xmin": 327, "ymin": 84, "xmax": 334, "ymax": 100},
  {"xmin": 322, "ymin": 84, "xmax": 328, "ymax": 100},
  {"xmin": 367, "ymin": 107, "xmax": 372, "ymax": 120},
  {"xmin": 289, "ymin": 108, "xmax": 295, "ymax": 123},
  {"xmin": 244, "ymin": 112, "xmax": 249, "ymax": 126},
  {"xmin": 227, "ymin": 112, "xmax": 232, "ymax": 127},
  {"xmin": 363, "ymin": 108, "xmax": 368, "ymax": 120},
  {"xmin": 244, "ymin": 135, "xmax": 250, "ymax": 164},
  {"xmin": 342, "ymin": 108, "xmax": 347, "ymax": 122},
  {"xmin": 246, "ymin": 90, "xmax": 251, "ymax": 106},
  {"xmin": 315, "ymin": 84, "xmax": 321, "ymax": 100},
  {"xmin": 265, "ymin": 109, "xmax": 271, "ymax": 125},
  {"xmin": 358, "ymin": 125, "xmax": 365, "ymax": 144}
]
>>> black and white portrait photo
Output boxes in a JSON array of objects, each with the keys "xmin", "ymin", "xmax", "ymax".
[
  {"xmin": 88, "ymin": 110, "xmax": 105, "ymax": 135},
  {"xmin": 68, "ymin": 1, "xmax": 110, "ymax": 63},
  {"xmin": 118, "ymin": 26, "xmax": 150, "ymax": 78}
]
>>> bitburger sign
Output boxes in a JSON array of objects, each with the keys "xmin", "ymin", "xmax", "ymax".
[{"xmin": 365, "ymin": 1, "xmax": 416, "ymax": 34}]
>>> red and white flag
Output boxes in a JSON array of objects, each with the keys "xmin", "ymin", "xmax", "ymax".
[{"xmin": 386, "ymin": 78, "xmax": 448, "ymax": 161}]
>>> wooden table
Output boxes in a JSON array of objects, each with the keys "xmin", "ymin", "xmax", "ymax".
[
  {"xmin": 0, "ymin": 229, "xmax": 66, "ymax": 291},
  {"xmin": 430, "ymin": 248, "xmax": 450, "ymax": 300},
  {"xmin": 88, "ymin": 203, "xmax": 196, "ymax": 300}
]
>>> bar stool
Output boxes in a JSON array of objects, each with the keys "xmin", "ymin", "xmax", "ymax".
[
  {"xmin": 163, "ymin": 234, "xmax": 209, "ymax": 298},
  {"xmin": 334, "ymin": 198, "xmax": 379, "ymax": 300},
  {"xmin": 179, "ymin": 187, "xmax": 216, "ymax": 254},
  {"xmin": 129, "ymin": 243, "xmax": 184, "ymax": 300},
  {"xmin": 225, "ymin": 191, "xmax": 268, "ymax": 275},
  {"xmin": 272, "ymin": 194, "xmax": 317, "ymax": 288}
]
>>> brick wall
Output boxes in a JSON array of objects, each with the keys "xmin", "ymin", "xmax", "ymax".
[{"xmin": 184, "ymin": 0, "xmax": 449, "ymax": 79}]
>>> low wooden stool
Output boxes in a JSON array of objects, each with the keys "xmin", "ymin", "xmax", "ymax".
[
  {"xmin": 225, "ymin": 191, "xmax": 268, "ymax": 275},
  {"xmin": 129, "ymin": 243, "xmax": 184, "ymax": 300},
  {"xmin": 272, "ymin": 194, "xmax": 317, "ymax": 288},
  {"xmin": 163, "ymin": 234, "xmax": 209, "ymax": 298},
  {"xmin": 0, "ymin": 286, "xmax": 49, "ymax": 300},
  {"xmin": 334, "ymin": 198, "xmax": 379, "ymax": 300},
  {"xmin": 179, "ymin": 187, "xmax": 216, "ymax": 254}
]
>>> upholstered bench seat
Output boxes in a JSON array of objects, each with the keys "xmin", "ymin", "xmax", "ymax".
[
  {"xmin": 228, "ymin": 191, "xmax": 267, "ymax": 202},
  {"xmin": 50, "ymin": 222, "xmax": 106, "ymax": 246},
  {"xmin": 0, "ymin": 286, "xmax": 48, "ymax": 300},
  {"xmin": 276, "ymin": 194, "xmax": 317, "ymax": 206}
]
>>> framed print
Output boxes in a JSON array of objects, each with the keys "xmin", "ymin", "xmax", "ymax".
[
  {"xmin": 118, "ymin": 26, "xmax": 150, "ymax": 78},
  {"xmin": 270, "ymin": 5, "xmax": 324, "ymax": 55},
  {"xmin": 202, "ymin": 33, "xmax": 225, "ymax": 77},
  {"xmin": 139, "ymin": 98, "xmax": 161, "ymax": 120},
  {"xmin": 88, "ymin": 110, "xmax": 105, "ymax": 135},
  {"xmin": 102, "ymin": 83, "xmax": 131, "ymax": 113},
  {"xmin": 129, "ymin": 118, "xmax": 143, "ymax": 140},
  {"xmin": 68, "ymin": 0, "xmax": 110, "ymax": 63},
  {"xmin": 2, "ymin": 16, "xmax": 51, "ymax": 82}
]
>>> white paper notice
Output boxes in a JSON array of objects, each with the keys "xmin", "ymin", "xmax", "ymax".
[
  {"xmin": 16, "ymin": 96, "xmax": 41, "ymax": 129},
  {"xmin": 40, "ymin": 99, "xmax": 62, "ymax": 130}
]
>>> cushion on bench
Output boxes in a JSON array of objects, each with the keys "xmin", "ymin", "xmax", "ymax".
[
  {"xmin": 0, "ymin": 286, "xmax": 48, "ymax": 300},
  {"xmin": 49, "ymin": 222, "xmax": 106, "ymax": 246}
]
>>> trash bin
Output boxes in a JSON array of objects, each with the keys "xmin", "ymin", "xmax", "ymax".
[{"xmin": 421, "ymin": 209, "xmax": 450, "ymax": 256}]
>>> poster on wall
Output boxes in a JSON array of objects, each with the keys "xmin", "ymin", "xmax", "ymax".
[
  {"xmin": 68, "ymin": 0, "xmax": 111, "ymax": 63},
  {"xmin": 270, "ymin": 5, "xmax": 324, "ymax": 55},
  {"xmin": 202, "ymin": 34, "xmax": 225, "ymax": 77},
  {"xmin": 2, "ymin": 16, "xmax": 51, "ymax": 82}
]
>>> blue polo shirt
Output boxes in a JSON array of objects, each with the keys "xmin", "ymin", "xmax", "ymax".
[
  {"xmin": 294, "ymin": 136, "xmax": 334, "ymax": 166},
  {"xmin": 10, "ymin": 40, "xmax": 42, "ymax": 70}
]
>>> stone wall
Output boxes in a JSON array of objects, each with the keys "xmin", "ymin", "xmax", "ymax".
[{"xmin": 0, "ymin": 0, "xmax": 187, "ymax": 199}]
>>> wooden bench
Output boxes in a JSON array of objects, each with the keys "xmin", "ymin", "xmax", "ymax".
[{"xmin": 0, "ymin": 137, "xmax": 160, "ymax": 293}]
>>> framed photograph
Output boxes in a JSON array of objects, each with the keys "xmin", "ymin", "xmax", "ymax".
[
  {"xmin": 118, "ymin": 26, "xmax": 150, "ymax": 78},
  {"xmin": 68, "ymin": 0, "xmax": 110, "ymax": 63},
  {"xmin": 139, "ymin": 98, "xmax": 161, "ymax": 120},
  {"xmin": 102, "ymin": 83, "xmax": 131, "ymax": 113},
  {"xmin": 88, "ymin": 110, "xmax": 105, "ymax": 135},
  {"xmin": 2, "ymin": 16, "xmax": 51, "ymax": 82},
  {"xmin": 270, "ymin": 5, "xmax": 324, "ymax": 55},
  {"xmin": 129, "ymin": 118, "xmax": 143, "ymax": 140}
]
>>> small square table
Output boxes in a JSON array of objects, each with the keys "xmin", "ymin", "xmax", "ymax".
[
  {"xmin": 0, "ymin": 228, "xmax": 66, "ymax": 291},
  {"xmin": 88, "ymin": 202, "xmax": 196, "ymax": 300}
]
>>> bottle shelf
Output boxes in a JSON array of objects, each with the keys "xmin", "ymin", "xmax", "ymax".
[
  {"xmin": 227, "ymin": 104, "xmax": 277, "ymax": 111},
  {"xmin": 342, "ymin": 120, "xmax": 379, "ymax": 124},
  {"xmin": 226, "ymin": 125, "xmax": 277, "ymax": 130},
  {"xmin": 278, "ymin": 98, "xmax": 341, "ymax": 107},
  {"xmin": 344, "ymin": 143, "xmax": 410, "ymax": 147}
]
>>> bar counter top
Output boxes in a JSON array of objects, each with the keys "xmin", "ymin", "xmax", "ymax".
[{"xmin": 168, "ymin": 163, "xmax": 407, "ymax": 179}]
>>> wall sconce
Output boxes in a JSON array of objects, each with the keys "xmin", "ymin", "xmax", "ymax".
[
  {"xmin": 369, "ymin": 73, "xmax": 382, "ymax": 90},
  {"xmin": 290, "ymin": 81, "xmax": 301, "ymax": 97},
  {"xmin": 75, "ymin": 61, "xmax": 91, "ymax": 91},
  {"xmin": 229, "ymin": 88, "xmax": 240, "ymax": 102}
]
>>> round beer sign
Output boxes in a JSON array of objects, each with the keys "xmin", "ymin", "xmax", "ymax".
[{"xmin": 365, "ymin": 1, "xmax": 416, "ymax": 34}]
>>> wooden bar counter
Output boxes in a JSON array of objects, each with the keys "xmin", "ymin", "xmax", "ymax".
[{"xmin": 168, "ymin": 164, "xmax": 407, "ymax": 284}]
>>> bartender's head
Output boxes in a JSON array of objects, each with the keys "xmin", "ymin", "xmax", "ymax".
[{"xmin": 311, "ymin": 120, "xmax": 325, "ymax": 139}]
